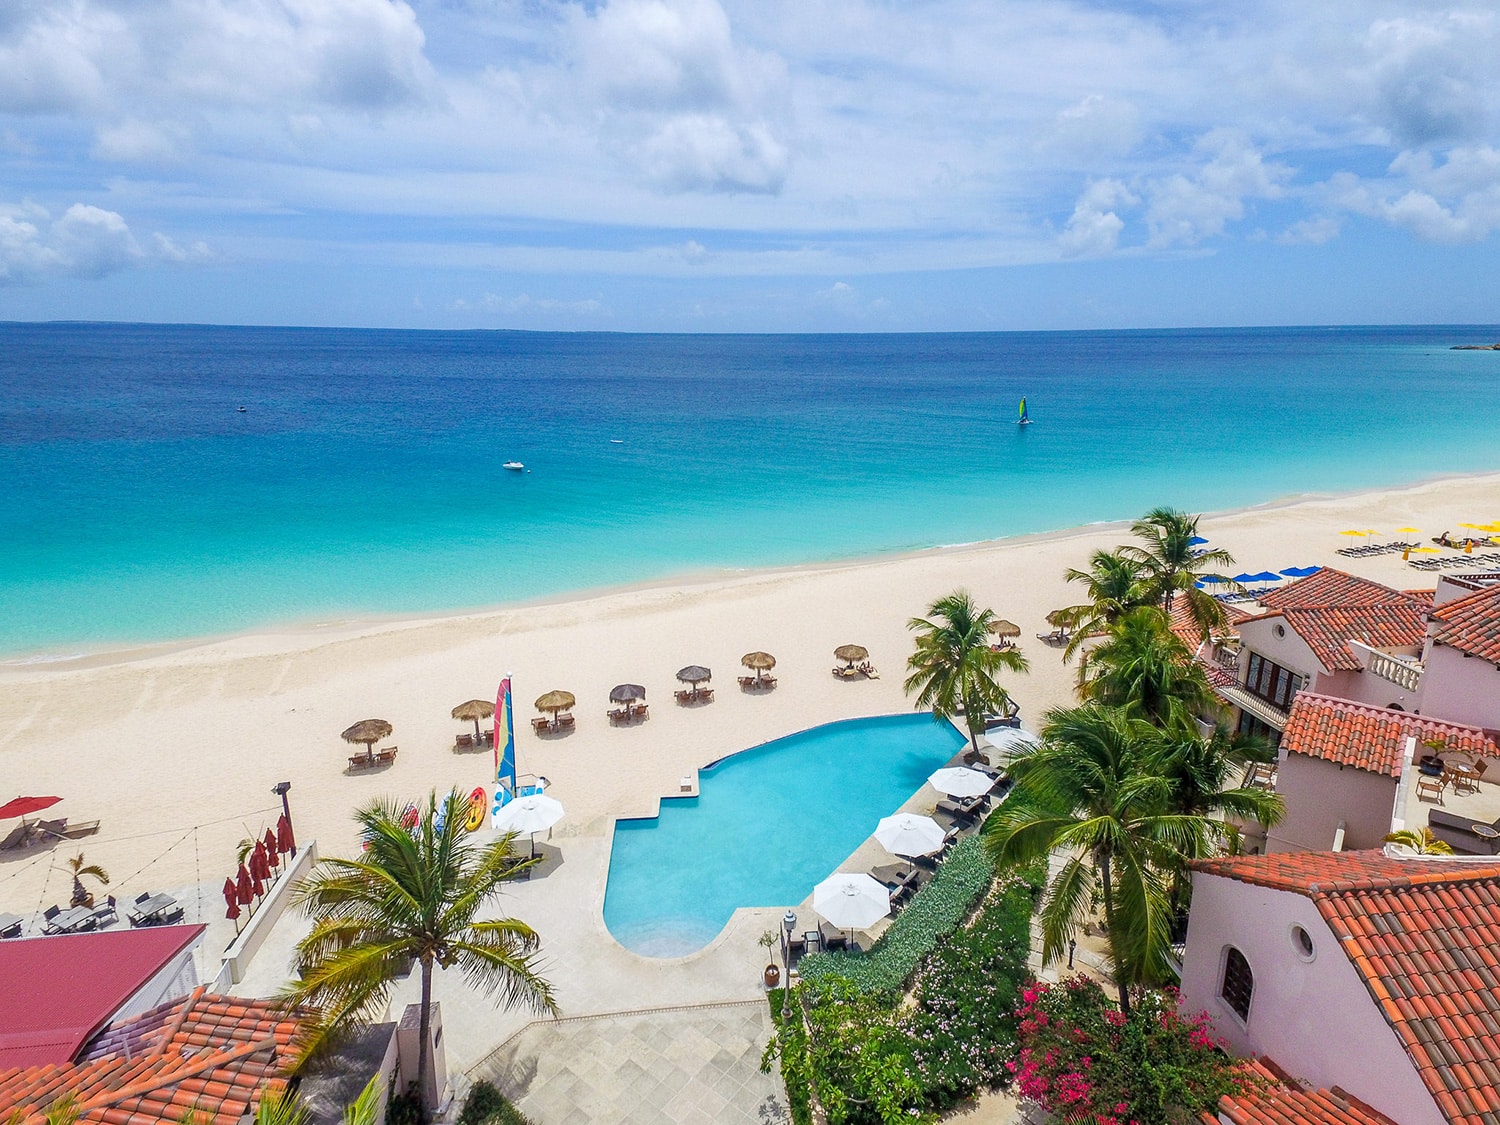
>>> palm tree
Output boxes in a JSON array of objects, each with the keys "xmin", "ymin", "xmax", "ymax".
[
  {"xmin": 1053, "ymin": 549, "xmax": 1151, "ymax": 662},
  {"xmin": 1078, "ymin": 606, "xmax": 1220, "ymax": 732},
  {"xmin": 905, "ymin": 590, "xmax": 1029, "ymax": 754},
  {"xmin": 1384, "ymin": 827, "xmax": 1454, "ymax": 855},
  {"xmin": 67, "ymin": 853, "xmax": 109, "ymax": 908},
  {"xmin": 1119, "ymin": 507, "xmax": 1237, "ymax": 644},
  {"xmin": 983, "ymin": 705, "xmax": 1193, "ymax": 1013},
  {"xmin": 283, "ymin": 791, "xmax": 556, "ymax": 1120}
]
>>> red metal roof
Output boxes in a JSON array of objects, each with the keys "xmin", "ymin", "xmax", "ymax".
[
  {"xmin": 1192, "ymin": 851, "xmax": 1500, "ymax": 1125},
  {"xmin": 0, "ymin": 987, "xmax": 305, "ymax": 1125},
  {"xmin": 1260, "ymin": 569, "xmax": 1423, "ymax": 611},
  {"xmin": 1212, "ymin": 1060, "xmax": 1399, "ymax": 1124},
  {"xmin": 1429, "ymin": 584, "xmax": 1500, "ymax": 663},
  {"xmin": 1279, "ymin": 693, "xmax": 1497, "ymax": 779},
  {"xmin": 0, "ymin": 926, "xmax": 204, "ymax": 1070}
]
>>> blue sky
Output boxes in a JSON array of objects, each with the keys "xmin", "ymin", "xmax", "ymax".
[{"xmin": 1, "ymin": 0, "xmax": 1498, "ymax": 331}]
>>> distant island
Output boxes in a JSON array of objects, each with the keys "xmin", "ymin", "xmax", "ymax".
[{"xmin": 1451, "ymin": 342, "xmax": 1500, "ymax": 349}]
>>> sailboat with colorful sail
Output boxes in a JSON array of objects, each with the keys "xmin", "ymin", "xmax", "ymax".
[{"xmin": 1017, "ymin": 396, "xmax": 1032, "ymax": 426}]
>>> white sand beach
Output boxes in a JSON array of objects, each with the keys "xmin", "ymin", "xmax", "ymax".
[{"xmin": 1, "ymin": 472, "xmax": 1497, "ymax": 1040}]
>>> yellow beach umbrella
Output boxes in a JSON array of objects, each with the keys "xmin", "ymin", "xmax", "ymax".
[
  {"xmin": 1458, "ymin": 523, "xmax": 1488, "ymax": 530},
  {"xmin": 1339, "ymin": 529, "xmax": 1366, "ymax": 537},
  {"xmin": 1394, "ymin": 527, "xmax": 1420, "ymax": 534},
  {"xmin": 1408, "ymin": 547, "xmax": 1440, "ymax": 553}
]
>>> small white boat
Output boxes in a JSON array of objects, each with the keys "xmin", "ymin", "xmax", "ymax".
[
  {"xmin": 609, "ymin": 439, "xmax": 624, "ymax": 444},
  {"xmin": 503, "ymin": 461, "xmax": 525, "ymax": 472}
]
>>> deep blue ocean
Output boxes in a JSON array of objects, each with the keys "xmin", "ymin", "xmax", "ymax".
[{"xmin": 3, "ymin": 322, "xmax": 1498, "ymax": 656}]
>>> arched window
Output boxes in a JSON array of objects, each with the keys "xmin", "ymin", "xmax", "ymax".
[{"xmin": 1221, "ymin": 946, "xmax": 1254, "ymax": 1021}]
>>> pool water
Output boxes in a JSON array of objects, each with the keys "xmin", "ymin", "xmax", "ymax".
[{"xmin": 603, "ymin": 712, "xmax": 966, "ymax": 956}]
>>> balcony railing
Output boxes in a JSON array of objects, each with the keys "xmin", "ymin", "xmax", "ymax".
[
  {"xmin": 1214, "ymin": 682, "xmax": 1291, "ymax": 730},
  {"xmin": 1350, "ymin": 641, "xmax": 1424, "ymax": 692}
]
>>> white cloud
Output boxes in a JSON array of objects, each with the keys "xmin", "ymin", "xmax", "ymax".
[
  {"xmin": 1145, "ymin": 131, "xmax": 1291, "ymax": 248},
  {"xmin": 451, "ymin": 292, "xmax": 609, "ymax": 316},
  {"xmin": 1276, "ymin": 215, "xmax": 1341, "ymax": 245},
  {"xmin": 1059, "ymin": 178, "xmax": 1137, "ymax": 258},
  {"xmin": 0, "ymin": 200, "xmax": 210, "ymax": 283}
]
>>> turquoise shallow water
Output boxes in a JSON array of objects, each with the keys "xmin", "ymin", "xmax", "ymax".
[
  {"xmin": 3, "ymin": 323, "xmax": 1500, "ymax": 655},
  {"xmin": 602, "ymin": 713, "xmax": 967, "ymax": 956}
]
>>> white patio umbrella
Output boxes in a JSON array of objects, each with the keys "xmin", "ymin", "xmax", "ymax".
[
  {"xmin": 873, "ymin": 813, "xmax": 946, "ymax": 858},
  {"xmin": 927, "ymin": 766, "xmax": 995, "ymax": 799},
  {"xmin": 813, "ymin": 873, "xmax": 891, "ymax": 941},
  {"xmin": 491, "ymin": 792, "xmax": 565, "ymax": 856},
  {"xmin": 983, "ymin": 727, "xmax": 1038, "ymax": 760}
]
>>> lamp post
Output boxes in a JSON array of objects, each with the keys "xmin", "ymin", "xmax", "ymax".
[
  {"xmin": 782, "ymin": 909, "xmax": 797, "ymax": 976},
  {"xmin": 272, "ymin": 781, "xmax": 295, "ymax": 858}
]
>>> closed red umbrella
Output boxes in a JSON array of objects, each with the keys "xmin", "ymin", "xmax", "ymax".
[
  {"xmin": 276, "ymin": 814, "xmax": 295, "ymax": 856},
  {"xmin": 262, "ymin": 829, "xmax": 279, "ymax": 869},
  {"xmin": 236, "ymin": 863, "xmax": 254, "ymax": 906},
  {"xmin": 251, "ymin": 840, "xmax": 269, "ymax": 882},
  {"xmin": 250, "ymin": 860, "xmax": 264, "ymax": 898},
  {"xmin": 223, "ymin": 878, "xmax": 240, "ymax": 921}
]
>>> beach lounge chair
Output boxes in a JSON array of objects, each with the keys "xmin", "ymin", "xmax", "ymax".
[
  {"xmin": 375, "ymin": 747, "xmax": 398, "ymax": 765},
  {"xmin": 737, "ymin": 675, "xmax": 756, "ymax": 688},
  {"xmin": 455, "ymin": 732, "xmax": 473, "ymax": 749},
  {"xmin": 820, "ymin": 923, "xmax": 850, "ymax": 952},
  {"xmin": 0, "ymin": 822, "xmax": 28, "ymax": 850},
  {"xmin": 62, "ymin": 820, "xmax": 100, "ymax": 839},
  {"xmin": 787, "ymin": 931, "xmax": 808, "ymax": 959},
  {"xmin": 532, "ymin": 716, "xmax": 551, "ymax": 733},
  {"xmin": 558, "ymin": 714, "xmax": 576, "ymax": 730}
]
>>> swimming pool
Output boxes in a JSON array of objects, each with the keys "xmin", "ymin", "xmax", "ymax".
[{"xmin": 603, "ymin": 712, "xmax": 966, "ymax": 956}]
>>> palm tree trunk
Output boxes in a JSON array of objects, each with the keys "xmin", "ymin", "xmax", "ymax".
[
  {"xmin": 1098, "ymin": 851, "xmax": 1131, "ymax": 1017},
  {"xmin": 416, "ymin": 956, "xmax": 434, "ymax": 1123}
]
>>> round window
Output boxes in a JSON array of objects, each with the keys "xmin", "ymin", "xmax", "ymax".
[
  {"xmin": 1291, "ymin": 925, "xmax": 1315, "ymax": 960},
  {"xmin": 1274, "ymin": 624, "xmax": 1286, "ymax": 638}
]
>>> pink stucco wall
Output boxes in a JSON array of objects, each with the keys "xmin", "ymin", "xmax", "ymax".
[
  {"xmin": 1179, "ymin": 872, "xmax": 1443, "ymax": 1125},
  {"xmin": 1418, "ymin": 642, "xmax": 1500, "ymax": 729},
  {"xmin": 1267, "ymin": 753, "xmax": 1397, "ymax": 853}
]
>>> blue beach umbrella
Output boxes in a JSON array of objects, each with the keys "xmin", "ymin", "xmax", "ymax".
[
  {"xmin": 1232, "ymin": 572, "xmax": 1257, "ymax": 584},
  {"xmin": 1188, "ymin": 536, "xmax": 1209, "ymax": 546},
  {"xmin": 1280, "ymin": 565, "xmax": 1319, "ymax": 578},
  {"xmin": 1252, "ymin": 571, "xmax": 1282, "ymax": 583}
]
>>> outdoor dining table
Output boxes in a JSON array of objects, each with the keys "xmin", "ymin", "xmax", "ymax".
[
  {"xmin": 47, "ymin": 905, "xmax": 97, "ymax": 935},
  {"xmin": 129, "ymin": 893, "xmax": 181, "ymax": 927},
  {"xmin": 0, "ymin": 912, "xmax": 23, "ymax": 939}
]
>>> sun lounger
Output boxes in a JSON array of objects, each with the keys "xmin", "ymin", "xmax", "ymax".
[
  {"xmin": 532, "ymin": 716, "xmax": 551, "ymax": 733},
  {"xmin": 455, "ymin": 733, "xmax": 474, "ymax": 749},
  {"xmin": 0, "ymin": 822, "xmax": 28, "ymax": 850},
  {"xmin": 738, "ymin": 676, "xmax": 756, "ymax": 688},
  {"xmin": 936, "ymin": 798, "xmax": 978, "ymax": 822},
  {"xmin": 35, "ymin": 817, "xmax": 68, "ymax": 839},
  {"xmin": 61, "ymin": 819, "xmax": 100, "ymax": 839},
  {"xmin": 557, "ymin": 714, "xmax": 575, "ymax": 730},
  {"xmin": 374, "ymin": 747, "xmax": 398, "ymax": 765},
  {"xmin": 820, "ymin": 923, "xmax": 850, "ymax": 952},
  {"xmin": 349, "ymin": 753, "xmax": 374, "ymax": 768},
  {"xmin": 787, "ymin": 931, "xmax": 808, "ymax": 958},
  {"xmin": 698, "ymin": 687, "xmax": 714, "ymax": 701}
]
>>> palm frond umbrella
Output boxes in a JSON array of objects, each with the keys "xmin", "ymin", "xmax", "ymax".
[
  {"xmin": 988, "ymin": 619, "xmax": 1021, "ymax": 639},
  {"xmin": 341, "ymin": 719, "xmax": 392, "ymax": 764},
  {"xmin": 609, "ymin": 683, "xmax": 647, "ymax": 703},
  {"xmin": 834, "ymin": 644, "xmax": 868, "ymax": 668},
  {"xmin": 451, "ymin": 699, "xmax": 495, "ymax": 743},
  {"xmin": 1044, "ymin": 609, "xmax": 1072, "ymax": 628},
  {"xmin": 534, "ymin": 690, "xmax": 576, "ymax": 729},
  {"xmin": 741, "ymin": 651, "xmax": 776, "ymax": 682},
  {"xmin": 676, "ymin": 665, "xmax": 712, "ymax": 684}
]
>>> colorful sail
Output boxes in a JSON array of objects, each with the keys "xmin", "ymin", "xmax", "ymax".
[
  {"xmin": 495, "ymin": 674, "xmax": 516, "ymax": 792},
  {"xmin": 1018, "ymin": 396, "xmax": 1029, "ymax": 423}
]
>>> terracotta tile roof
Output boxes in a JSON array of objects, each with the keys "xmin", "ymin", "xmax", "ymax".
[
  {"xmin": 1260, "ymin": 569, "xmax": 1422, "ymax": 611},
  {"xmin": 1191, "ymin": 851, "xmax": 1500, "ymax": 1125},
  {"xmin": 1278, "ymin": 693, "xmax": 1497, "ymax": 779},
  {"xmin": 1168, "ymin": 597, "xmax": 1250, "ymax": 648},
  {"xmin": 1251, "ymin": 603, "xmax": 1428, "ymax": 671},
  {"xmin": 1429, "ymin": 584, "xmax": 1500, "ymax": 663},
  {"xmin": 1213, "ymin": 1060, "xmax": 1399, "ymax": 1124},
  {"xmin": 0, "ymin": 987, "xmax": 305, "ymax": 1125}
]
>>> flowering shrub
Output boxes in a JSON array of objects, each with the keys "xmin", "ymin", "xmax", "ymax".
[{"xmin": 1010, "ymin": 977, "xmax": 1255, "ymax": 1125}]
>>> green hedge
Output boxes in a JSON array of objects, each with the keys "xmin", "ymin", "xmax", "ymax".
[
  {"xmin": 764, "ymin": 988, "xmax": 814, "ymax": 1125},
  {"xmin": 798, "ymin": 835, "xmax": 996, "ymax": 995}
]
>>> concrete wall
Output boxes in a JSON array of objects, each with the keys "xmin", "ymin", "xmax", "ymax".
[
  {"xmin": 1179, "ymin": 873, "xmax": 1443, "ymax": 1125},
  {"xmin": 1316, "ymin": 666, "xmax": 1420, "ymax": 712},
  {"xmin": 1236, "ymin": 619, "xmax": 1321, "ymax": 689},
  {"xmin": 1418, "ymin": 642, "xmax": 1500, "ymax": 730},
  {"xmin": 1266, "ymin": 754, "xmax": 1397, "ymax": 854}
]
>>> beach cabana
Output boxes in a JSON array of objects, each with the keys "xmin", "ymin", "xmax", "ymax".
[
  {"xmin": 451, "ymin": 699, "xmax": 494, "ymax": 747},
  {"xmin": 341, "ymin": 719, "xmax": 392, "ymax": 766},
  {"xmin": 534, "ymin": 690, "xmax": 576, "ymax": 732}
]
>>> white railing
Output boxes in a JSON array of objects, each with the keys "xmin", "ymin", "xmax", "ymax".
[{"xmin": 1350, "ymin": 641, "xmax": 1424, "ymax": 692}]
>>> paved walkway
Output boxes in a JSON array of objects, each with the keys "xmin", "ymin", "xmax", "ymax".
[{"xmin": 470, "ymin": 1001, "xmax": 788, "ymax": 1125}]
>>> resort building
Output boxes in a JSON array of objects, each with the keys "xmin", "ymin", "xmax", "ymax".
[
  {"xmin": 1207, "ymin": 570, "xmax": 1430, "ymax": 745},
  {"xmin": 1419, "ymin": 575, "xmax": 1500, "ymax": 730},
  {"xmin": 1265, "ymin": 693, "xmax": 1498, "ymax": 854},
  {"xmin": 1180, "ymin": 849, "xmax": 1500, "ymax": 1125}
]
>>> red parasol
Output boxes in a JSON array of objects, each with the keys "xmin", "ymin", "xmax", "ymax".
[
  {"xmin": 251, "ymin": 840, "xmax": 269, "ymax": 881},
  {"xmin": 0, "ymin": 796, "xmax": 61, "ymax": 820},
  {"xmin": 262, "ymin": 829, "xmax": 279, "ymax": 868},
  {"xmin": 276, "ymin": 813, "xmax": 295, "ymax": 855},
  {"xmin": 223, "ymin": 878, "xmax": 240, "ymax": 921},
  {"xmin": 236, "ymin": 863, "xmax": 254, "ymax": 906},
  {"xmin": 249, "ymin": 857, "xmax": 264, "ymax": 898}
]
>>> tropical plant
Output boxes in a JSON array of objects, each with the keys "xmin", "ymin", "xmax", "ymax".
[
  {"xmin": 983, "ymin": 705, "xmax": 1190, "ymax": 1012},
  {"xmin": 252, "ymin": 1087, "xmax": 307, "ymax": 1125},
  {"xmin": 1119, "ymin": 507, "xmax": 1236, "ymax": 644},
  {"xmin": 282, "ymin": 791, "xmax": 556, "ymax": 1121},
  {"xmin": 1077, "ymin": 606, "xmax": 1220, "ymax": 732},
  {"xmin": 1384, "ymin": 826, "xmax": 1455, "ymax": 855},
  {"xmin": 67, "ymin": 853, "xmax": 109, "ymax": 909},
  {"xmin": 905, "ymin": 590, "xmax": 1029, "ymax": 753},
  {"xmin": 1053, "ymin": 549, "xmax": 1151, "ymax": 662}
]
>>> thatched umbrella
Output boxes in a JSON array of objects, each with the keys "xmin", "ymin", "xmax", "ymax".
[
  {"xmin": 741, "ymin": 651, "xmax": 776, "ymax": 682},
  {"xmin": 834, "ymin": 644, "xmax": 868, "ymax": 668},
  {"xmin": 341, "ymin": 719, "xmax": 392, "ymax": 763},
  {"xmin": 534, "ymin": 690, "xmax": 576, "ymax": 727},
  {"xmin": 610, "ymin": 684, "xmax": 647, "ymax": 704},
  {"xmin": 451, "ymin": 699, "xmax": 495, "ymax": 743},
  {"xmin": 676, "ymin": 665, "xmax": 712, "ymax": 685},
  {"xmin": 989, "ymin": 619, "xmax": 1021, "ymax": 639},
  {"xmin": 1045, "ymin": 608, "xmax": 1072, "ymax": 628}
]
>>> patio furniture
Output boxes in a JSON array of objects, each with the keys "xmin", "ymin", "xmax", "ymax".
[
  {"xmin": 61, "ymin": 819, "xmax": 101, "ymax": 839},
  {"xmin": 557, "ymin": 714, "xmax": 576, "ymax": 730},
  {"xmin": 0, "ymin": 912, "xmax": 22, "ymax": 939},
  {"xmin": 1416, "ymin": 774, "xmax": 1446, "ymax": 803},
  {"xmin": 803, "ymin": 929, "xmax": 823, "ymax": 954},
  {"xmin": 787, "ymin": 931, "xmax": 808, "ymax": 958},
  {"xmin": 819, "ymin": 922, "xmax": 850, "ymax": 952},
  {"xmin": 936, "ymin": 798, "xmax": 979, "ymax": 822},
  {"xmin": 91, "ymin": 895, "xmax": 118, "ymax": 927},
  {"xmin": 1449, "ymin": 761, "xmax": 1487, "ymax": 795},
  {"xmin": 455, "ymin": 732, "xmax": 474, "ymax": 750},
  {"xmin": 374, "ymin": 747, "xmax": 399, "ymax": 765},
  {"xmin": 128, "ymin": 892, "xmax": 182, "ymax": 927},
  {"xmin": 46, "ymin": 905, "xmax": 96, "ymax": 935},
  {"xmin": 1428, "ymin": 810, "xmax": 1500, "ymax": 854},
  {"xmin": 532, "ymin": 716, "xmax": 551, "ymax": 733}
]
